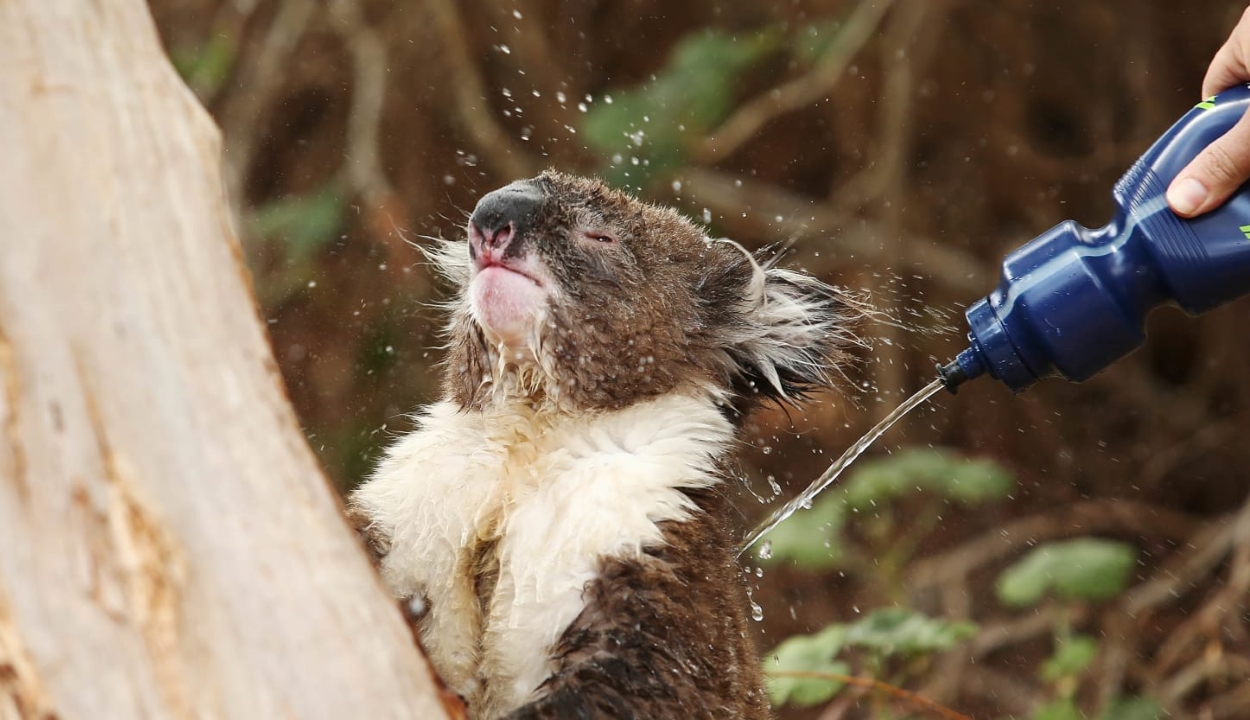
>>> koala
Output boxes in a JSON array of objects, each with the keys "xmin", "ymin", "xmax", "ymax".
[{"xmin": 349, "ymin": 171, "xmax": 864, "ymax": 719}]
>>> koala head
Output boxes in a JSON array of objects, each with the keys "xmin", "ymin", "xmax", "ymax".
[{"xmin": 434, "ymin": 171, "xmax": 865, "ymax": 415}]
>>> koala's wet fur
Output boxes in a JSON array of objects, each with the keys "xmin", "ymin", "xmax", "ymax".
[{"xmin": 350, "ymin": 172, "xmax": 865, "ymax": 719}]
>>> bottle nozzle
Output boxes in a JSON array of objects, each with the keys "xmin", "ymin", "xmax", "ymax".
[
  {"xmin": 937, "ymin": 346, "xmax": 989, "ymax": 394},
  {"xmin": 936, "ymin": 360, "xmax": 968, "ymax": 393}
]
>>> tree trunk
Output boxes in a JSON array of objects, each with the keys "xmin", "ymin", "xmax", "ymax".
[{"xmin": 0, "ymin": 2, "xmax": 450, "ymax": 719}]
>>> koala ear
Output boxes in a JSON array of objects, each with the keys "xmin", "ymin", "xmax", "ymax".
[{"xmin": 715, "ymin": 240, "xmax": 868, "ymax": 405}]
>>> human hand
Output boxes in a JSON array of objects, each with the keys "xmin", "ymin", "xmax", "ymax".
[{"xmin": 1168, "ymin": 7, "xmax": 1250, "ymax": 217}]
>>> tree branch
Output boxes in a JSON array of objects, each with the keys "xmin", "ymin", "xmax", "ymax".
[
  {"xmin": 671, "ymin": 167, "xmax": 991, "ymax": 295},
  {"xmin": 697, "ymin": 0, "xmax": 897, "ymax": 162},
  {"xmin": 422, "ymin": 0, "xmax": 541, "ymax": 180}
]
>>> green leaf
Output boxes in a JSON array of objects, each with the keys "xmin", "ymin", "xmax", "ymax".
[
  {"xmin": 996, "ymin": 539, "xmax": 1138, "ymax": 608},
  {"xmin": 251, "ymin": 184, "xmax": 347, "ymax": 263},
  {"xmin": 841, "ymin": 448, "xmax": 1014, "ymax": 509},
  {"xmin": 582, "ymin": 28, "xmax": 782, "ymax": 187},
  {"xmin": 1035, "ymin": 698, "xmax": 1084, "ymax": 720},
  {"xmin": 172, "ymin": 33, "xmax": 235, "ymax": 97},
  {"xmin": 1099, "ymin": 696, "xmax": 1163, "ymax": 720},
  {"xmin": 1041, "ymin": 634, "xmax": 1099, "ymax": 682},
  {"xmin": 757, "ymin": 491, "xmax": 846, "ymax": 569},
  {"xmin": 756, "ymin": 447, "xmax": 1009, "ymax": 571},
  {"xmin": 841, "ymin": 608, "xmax": 977, "ymax": 656},
  {"xmin": 763, "ymin": 625, "xmax": 849, "ymax": 707},
  {"xmin": 764, "ymin": 610, "xmax": 975, "ymax": 707}
]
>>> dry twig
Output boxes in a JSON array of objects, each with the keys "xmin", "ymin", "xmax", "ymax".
[
  {"xmin": 697, "ymin": 0, "xmax": 896, "ymax": 162},
  {"xmin": 1096, "ymin": 494, "xmax": 1250, "ymax": 714},
  {"xmin": 216, "ymin": 0, "xmax": 319, "ymax": 203},
  {"xmin": 1158, "ymin": 648, "xmax": 1250, "ymax": 709},
  {"xmin": 671, "ymin": 168, "xmax": 990, "ymax": 295},
  {"xmin": 1122, "ymin": 496, "xmax": 1250, "ymax": 619},
  {"xmin": 422, "ymin": 0, "xmax": 539, "ymax": 179},
  {"xmin": 860, "ymin": 1, "xmax": 931, "ymax": 416},
  {"xmin": 966, "ymin": 605, "xmax": 1089, "ymax": 660},
  {"xmin": 482, "ymin": 0, "xmax": 588, "ymax": 165},
  {"xmin": 767, "ymin": 670, "xmax": 974, "ymax": 720},
  {"xmin": 959, "ymin": 666, "xmax": 1040, "ymax": 716},
  {"xmin": 908, "ymin": 498, "xmax": 1204, "ymax": 593},
  {"xmin": 327, "ymin": 0, "xmax": 395, "ymax": 208}
]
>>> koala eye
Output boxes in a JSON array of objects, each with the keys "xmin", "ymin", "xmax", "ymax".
[{"xmin": 579, "ymin": 230, "xmax": 616, "ymax": 244}]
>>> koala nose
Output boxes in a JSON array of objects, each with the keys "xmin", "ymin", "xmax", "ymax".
[{"xmin": 469, "ymin": 180, "xmax": 544, "ymax": 255}]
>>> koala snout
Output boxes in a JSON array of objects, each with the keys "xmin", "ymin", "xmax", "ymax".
[{"xmin": 469, "ymin": 180, "xmax": 545, "ymax": 259}]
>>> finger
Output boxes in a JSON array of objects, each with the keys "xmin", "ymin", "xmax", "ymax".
[
  {"xmin": 1167, "ymin": 108, "xmax": 1250, "ymax": 217},
  {"xmin": 1203, "ymin": 42, "xmax": 1245, "ymax": 98},
  {"xmin": 1203, "ymin": 7, "xmax": 1250, "ymax": 97}
]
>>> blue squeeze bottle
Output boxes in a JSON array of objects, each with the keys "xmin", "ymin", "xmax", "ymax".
[{"xmin": 940, "ymin": 84, "xmax": 1250, "ymax": 393}]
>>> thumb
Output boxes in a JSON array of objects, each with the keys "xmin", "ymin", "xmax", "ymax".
[
  {"xmin": 1168, "ymin": 108, "xmax": 1250, "ymax": 217},
  {"xmin": 1202, "ymin": 7, "xmax": 1250, "ymax": 98}
]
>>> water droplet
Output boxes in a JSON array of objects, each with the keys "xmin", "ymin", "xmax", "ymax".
[
  {"xmin": 750, "ymin": 601, "xmax": 764, "ymax": 622},
  {"xmin": 512, "ymin": 9, "xmax": 522, "ymax": 18},
  {"xmin": 758, "ymin": 540, "xmax": 773, "ymax": 560},
  {"xmin": 406, "ymin": 595, "xmax": 427, "ymax": 617},
  {"xmin": 766, "ymin": 475, "xmax": 781, "ymax": 496},
  {"xmin": 499, "ymin": 44, "xmax": 511, "ymax": 55}
]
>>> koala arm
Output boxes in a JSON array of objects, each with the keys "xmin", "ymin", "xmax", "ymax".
[{"xmin": 345, "ymin": 504, "xmax": 390, "ymax": 565}]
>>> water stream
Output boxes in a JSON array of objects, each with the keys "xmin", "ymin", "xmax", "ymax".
[{"xmin": 738, "ymin": 377, "xmax": 948, "ymax": 557}]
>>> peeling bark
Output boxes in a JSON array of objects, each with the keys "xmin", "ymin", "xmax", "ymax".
[
  {"xmin": 0, "ymin": 327, "xmax": 27, "ymax": 506},
  {"xmin": 0, "ymin": 1, "xmax": 448, "ymax": 719},
  {"xmin": 0, "ymin": 591, "xmax": 54, "ymax": 720}
]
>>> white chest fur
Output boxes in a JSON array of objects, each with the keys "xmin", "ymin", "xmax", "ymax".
[{"xmin": 351, "ymin": 393, "xmax": 734, "ymax": 717}]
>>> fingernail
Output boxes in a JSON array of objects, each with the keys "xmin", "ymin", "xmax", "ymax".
[{"xmin": 1167, "ymin": 177, "xmax": 1208, "ymax": 215}]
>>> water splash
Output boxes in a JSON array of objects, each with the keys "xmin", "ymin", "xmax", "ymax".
[
  {"xmin": 739, "ymin": 377, "xmax": 947, "ymax": 557},
  {"xmin": 746, "ymin": 586, "xmax": 764, "ymax": 622}
]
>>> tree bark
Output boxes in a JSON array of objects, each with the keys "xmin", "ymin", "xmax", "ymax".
[{"xmin": 0, "ymin": 2, "xmax": 450, "ymax": 719}]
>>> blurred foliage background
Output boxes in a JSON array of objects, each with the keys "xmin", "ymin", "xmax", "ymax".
[{"xmin": 151, "ymin": 0, "xmax": 1250, "ymax": 717}]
